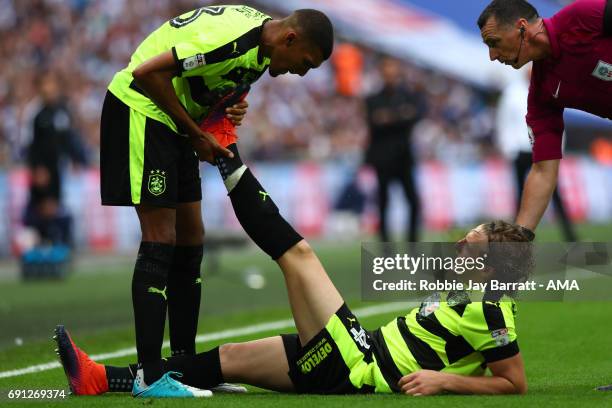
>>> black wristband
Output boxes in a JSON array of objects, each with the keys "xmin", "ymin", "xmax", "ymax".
[{"xmin": 517, "ymin": 226, "xmax": 535, "ymax": 241}]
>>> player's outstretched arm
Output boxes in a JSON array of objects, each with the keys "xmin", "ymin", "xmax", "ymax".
[
  {"xmin": 398, "ymin": 353, "xmax": 527, "ymax": 396},
  {"xmin": 216, "ymin": 144, "xmax": 344, "ymax": 344},
  {"xmin": 131, "ymin": 50, "xmax": 232, "ymax": 163},
  {"xmin": 515, "ymin": 159, "xmax": 559, "ymax": 231}
]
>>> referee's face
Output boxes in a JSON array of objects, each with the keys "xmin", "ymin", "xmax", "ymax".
[{"xmin": 480, "ymin": 17, "xmax": 526, "ymax": 69}]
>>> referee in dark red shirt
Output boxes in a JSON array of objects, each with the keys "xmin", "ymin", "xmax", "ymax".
[
  {"xmin": 476, "ymin": 0, "xmax": 612, "ymax": 239},
  {"xmin": 477, "ymin": 0, "xmax": 611, "ymax": 391}
]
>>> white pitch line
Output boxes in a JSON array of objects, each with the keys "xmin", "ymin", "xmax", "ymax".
[{"xmin": 0, "ymin": 302, "xmax": 412, "ymax": 379}]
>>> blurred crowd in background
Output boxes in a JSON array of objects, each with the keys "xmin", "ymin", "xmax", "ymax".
[
  {"xmin": 1, "ymin": 0, "xmax": 612, "ymax": 264},
  {"xmin": 0, "ymin": 0, "xmax": 500, "ymax": 168}
]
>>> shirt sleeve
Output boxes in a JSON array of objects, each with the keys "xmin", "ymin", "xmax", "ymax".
[
  {"xmin": 526, "ymin": 67, "xmax": 565, "ymax": 162},
  {"xmin": 172, "ymin": 34, "xmax": 237, "ymax": 78},
  {"xmin": 459, "ymin": 302, "xmax": 519, "ymax": 364}
]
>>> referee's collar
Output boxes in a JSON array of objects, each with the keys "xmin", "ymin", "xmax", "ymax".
[{"xmin": 542, "ymin": 17, "xmax": 561, "ymax": 59}]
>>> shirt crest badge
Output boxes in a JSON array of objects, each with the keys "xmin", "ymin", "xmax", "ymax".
[{"xmin": 592, "ymin": 60, "xmax": 612, "ymax": 81}]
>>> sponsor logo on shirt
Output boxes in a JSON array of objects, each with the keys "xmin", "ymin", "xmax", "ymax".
[
  {"xmin": 350, "ymin": 327, "xmax": 371, "ymax": 350},
  {"xmin": 418, "ymin": 292, "xmax": 441, "ymax": 317},
  {"xmin": 491, "ymin": 328, "xmax": 510, "ymax": 347},
  {"xmin": 592, "ymin": 60, "xmax": 612, "ymax": 81},
  {"xmin": 183, "ymin": 54, "xmax": 206, "ymax": 71}
]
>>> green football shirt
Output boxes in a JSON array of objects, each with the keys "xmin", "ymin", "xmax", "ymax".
[
  {"xmin": 370, "ymin": 292, "xmax": 519, "ymax": 392},
  {"xmin": 108, "ymin": 5, "xmax": 271, "ymax": 133}
]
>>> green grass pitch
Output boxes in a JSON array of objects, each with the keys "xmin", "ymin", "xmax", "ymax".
[{"xmin": 0, "ymin": 223, "xmax": 611, "ymax": 407}]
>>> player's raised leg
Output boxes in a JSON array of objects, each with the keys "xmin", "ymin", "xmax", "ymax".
[
  {"xmin": 215, "ymin": 144, "xmax": 344, "ymax": 344},
  {"xmin": 276, "ymin": 242, "xmax": 344, "ymax": 343}
]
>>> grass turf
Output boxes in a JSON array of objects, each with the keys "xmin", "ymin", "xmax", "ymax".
[{"xmin": 0, "ymin": 223, "xmax": 611, "ymax": 406}]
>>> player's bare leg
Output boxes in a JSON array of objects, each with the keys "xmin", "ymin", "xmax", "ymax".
[
  {"xmin": 214, "ymin": 144, "xmax": 344, "ymax": 345},
  {"xmin": 175, "ymin": 201, "xmax": 204, "ymax": 246},
  {"xmin": 219, "ymin": 336, "xmax": 294, "ymax": 392},
  {"xmin": 276, "ymin": 241, "xmax": 344, "ymax": 344},
  {"xmin": 136, "ymin": 205, "xmax": 176, "ymax": 244}
]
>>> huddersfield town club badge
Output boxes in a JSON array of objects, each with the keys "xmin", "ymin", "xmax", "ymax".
[{"xmin": 148, "ymin": 170, "xmax": 166, "ymax": 196}]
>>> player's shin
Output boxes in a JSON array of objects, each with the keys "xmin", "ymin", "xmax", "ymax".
[
  {"xmin": 132, "ymin": 242, "xmax": 173, "ymax": 384},
  {"xmin": 215, "ymin": 144, "xmax": 303, "ymax": 260},
  {"xmin": 151, "ymin": 347, "xmax": 224, "ymax": 389},
  {"xmin": 168, "ymin": 245, "xmax": 203, "ymax": 356}
]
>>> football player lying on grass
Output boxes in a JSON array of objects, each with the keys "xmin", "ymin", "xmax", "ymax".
[{"xmin": 55, "ymin": 143, "xmax": 532, "ymax": 398}]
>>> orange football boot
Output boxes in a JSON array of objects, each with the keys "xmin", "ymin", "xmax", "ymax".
[
  {"xmin": 54, "ymin": 325, "xmax": 109, "ymax": 395},
  {"xmin": 200, "ymin": 84, "xmax": 250, "ymax": 147}
]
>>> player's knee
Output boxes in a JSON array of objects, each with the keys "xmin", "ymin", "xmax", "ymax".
[
  {"xmin": 287, "ymin": 240, "xmax": 314, "ymax": 258},
  {"xmin": 141, "ymin": 224, "xmax": 176, "ymax": 245},
  {"xmin": 219, "ymin": 342, "xmax": 236, "ymax": 364},
  {"xmin": 176, "ymin": 221, "xmax": 204, "ymax": 246},
  {"xmin": 219, "ymin": 342, "xmax": 250, "ymax": 379}
]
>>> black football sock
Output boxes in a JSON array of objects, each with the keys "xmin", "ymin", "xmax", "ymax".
[
  {"xmin": 168, "ymin": 245, "xmax": 203, "ymax": 356},
  {"xmin": 215, "ymin": 143, "xmax": 243, "ymax": 180},
  {"xmin": 227, "ymin": 168, "xmax": 303, "ymax": 259},
  {"xmin": 214, "ymin": 143, "xmax": 302, "ymax": 259},
  {"xmin": 215, "ymin": 144, "xmax": 247, "ymax": 192},
  {"xmin": 105, "ymin": 365, "xmax": 136, "ymax": 392},
  {"xmin": 132, "ymin": 242, "xmax": 173, "ymax": 384},
  {"xmin": 161, "ymin": 347, "xmax": 223, "ymax": 389}
]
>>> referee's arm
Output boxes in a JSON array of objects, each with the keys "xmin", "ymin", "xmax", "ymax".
[{"xmin": 515, "ymin": 159, "xmax": 559, "ymax": 231}]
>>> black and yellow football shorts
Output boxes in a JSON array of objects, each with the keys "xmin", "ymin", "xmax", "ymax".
[
  {"xmin": 282, "ymin": 304, "xmax": 392, "ymax": 394},
  {"xmin": 100, "ymin": 91, "xmax": 201, "ymax": 208}
]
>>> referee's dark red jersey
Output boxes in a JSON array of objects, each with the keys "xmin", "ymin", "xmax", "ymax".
[{"xmin": 527, "ymin": 0, "xmax": 612, "ymax": 162}]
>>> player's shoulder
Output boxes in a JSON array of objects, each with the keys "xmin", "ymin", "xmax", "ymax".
[
  {"xmin": 463, "ymin": 299, "xmax": 516, "ymax": 323},
  {"xmin": 551, "ymin": 0, "xmax": 605, "ymax": 35},
  {"xmin": 169, "ymin": 5, "xmax": 270, "ymax": 34},
  {"xmin": 215, "ymin": 5, "xmax": 271, "ymax": 27}
]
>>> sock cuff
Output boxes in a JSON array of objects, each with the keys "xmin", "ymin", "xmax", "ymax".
[
  {"xmin": 138, "ymin": 242, "xmax": 175, "ymax": 265},
  {"xmin": 224, "ymin": 164, "xmax": 247, "ymax": 193},
  {"xmin": 134, "ymin": 242, "xmax": 174, "ymax": 284},
  {"xmin": 215, "ymin": 143, "xmax": 244, "ymax": 180}
]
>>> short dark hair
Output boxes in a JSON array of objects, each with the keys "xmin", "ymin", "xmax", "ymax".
[
  {"xmin": 293, "ymin": 9, "xmax": 334, "ymax": 60},
  {"xmin": 477, "ymin": 0, "xmax": 539, "ymax": 29}
]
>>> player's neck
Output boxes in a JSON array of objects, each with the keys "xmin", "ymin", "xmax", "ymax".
[{"xmin": 259, "ymin": 19, "xmax": 282, "ymax": 58}]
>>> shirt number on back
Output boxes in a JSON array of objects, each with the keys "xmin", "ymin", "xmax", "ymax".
[{"xmin": 170, "ymin": 6, "xmax": 226, "ymax": 28}]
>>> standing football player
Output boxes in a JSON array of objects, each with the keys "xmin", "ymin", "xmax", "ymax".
[{"xmin": 99, "ymin": 4, "xmax": 333, "ymax": 389}]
